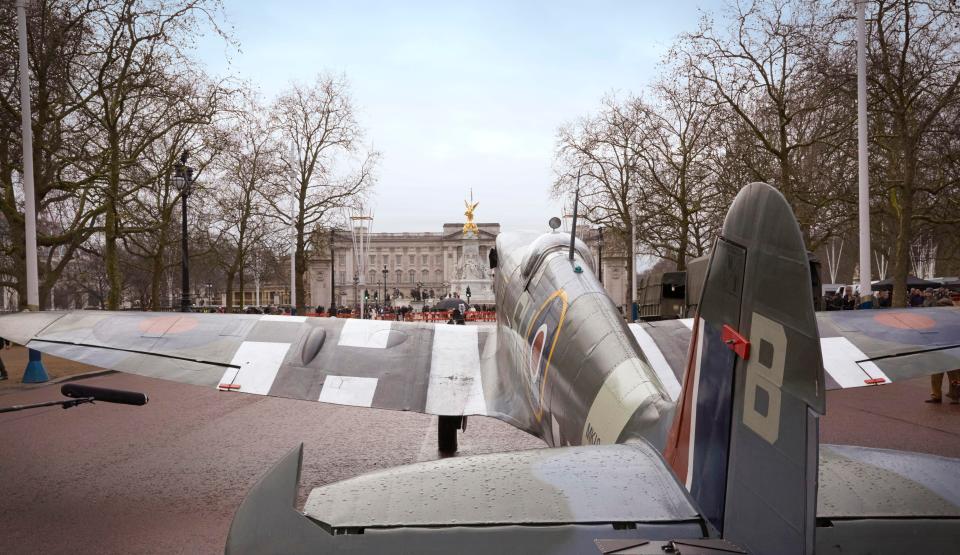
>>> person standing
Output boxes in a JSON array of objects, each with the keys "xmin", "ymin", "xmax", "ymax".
[
  {"xmin": 0, "ymin": 336, "xmax": 9, "ymax": 381},
  {"xmin": 926, "ymin": 370, "xmax": 960, "ymax": 404}
]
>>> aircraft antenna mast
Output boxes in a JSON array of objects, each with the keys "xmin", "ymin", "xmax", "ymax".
[{"xmin": 569, "ymin": 172, "xmax": 581, "ymax": 262}]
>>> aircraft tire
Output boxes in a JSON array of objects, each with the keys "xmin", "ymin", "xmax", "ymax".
[{"xmin": 438, "ymin": 415, "xmax": 460, "ymax": 454}]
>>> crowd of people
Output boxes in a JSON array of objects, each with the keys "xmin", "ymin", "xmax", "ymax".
[{"xmin": 824, "ymin": 287, "xmax": 957, "ymax": 310}]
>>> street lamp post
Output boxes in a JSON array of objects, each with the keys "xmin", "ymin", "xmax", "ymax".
[
  {"xmin": 381, "ymin": 265, "xmax": 388, "ymax": 312},
  {"xmin": 171, "ymin": 151, "xmax": 194, "ymax": 313}
]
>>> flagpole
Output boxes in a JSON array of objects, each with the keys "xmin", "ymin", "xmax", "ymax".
[{"xmin": 856, "ymin": 0, "xmax": 873, "ymax": 307}]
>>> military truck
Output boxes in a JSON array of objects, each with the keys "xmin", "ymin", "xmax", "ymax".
[{"xmin": 636, "ymin": 252, "xmax": 821, "ymax": 320}]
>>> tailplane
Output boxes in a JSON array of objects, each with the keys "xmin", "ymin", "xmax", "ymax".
[{"xmin": 664, "ymin": 182, "xmax": 825, "ymax": 554}]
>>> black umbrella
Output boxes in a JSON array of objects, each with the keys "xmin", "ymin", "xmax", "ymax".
[
  {"xmin": 871, "ymin": 275, "xmax": 942, "ymax": 291},
  {"xmin": 433, "ymin": 297, "xmax": 468, "ymax": 311}
]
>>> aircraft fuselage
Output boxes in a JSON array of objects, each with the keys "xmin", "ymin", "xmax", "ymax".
[{"xmin": 490, "ymin": 231, "xmax": 675, "ymax": 448}]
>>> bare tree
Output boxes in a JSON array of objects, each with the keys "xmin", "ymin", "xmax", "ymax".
[
  {"xmin": 212, "ymin": 93, "xmax": 279, "ymax": 312},
  {"xmin": 77, "ymin": 0, "xmax": 229, "ymax": 309},
  {"xmin": 675, "ymin": 0, "xmax": 853, "ymax": 246},
  {"xmin": 0, "ymin": 1, "xmax": 104, "ymax": 309},
  {"xmin": 865, "ymin": 0, "xmax": 960, "ymax": 306},
  {"xmin": 632, "ymin": 72, "xmax": 727, "ymax": 270},
  {"xmin": 269, "ymin": 74, "xmax": 377, "ymax": 315},
  {"xmin": 554, "ymin": 94, "xmax": 645, "ymax": 306}
]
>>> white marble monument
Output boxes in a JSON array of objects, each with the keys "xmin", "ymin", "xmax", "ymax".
[{"xmin": 450, "ymin": 197, "xmax": 494, "ymax": 304}]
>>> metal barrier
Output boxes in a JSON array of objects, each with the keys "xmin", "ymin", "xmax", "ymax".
[{"xmin": 299, "ymin": 311, "xmax": 498, "ymax": 322}]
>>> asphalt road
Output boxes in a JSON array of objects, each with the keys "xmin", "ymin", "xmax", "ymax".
[{"xmin": 0, "ymin": 371, "xmax": 958, "ymax": 554}]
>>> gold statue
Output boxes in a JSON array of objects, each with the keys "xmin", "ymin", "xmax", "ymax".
[{"xmin": 463, "ymin": 199, "xmax": 480, "ymax": 236}]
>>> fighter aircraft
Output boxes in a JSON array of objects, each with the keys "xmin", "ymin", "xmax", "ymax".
[{"xmin": 1, "ymin": 182, "xmax": 958, "ymax": 554}]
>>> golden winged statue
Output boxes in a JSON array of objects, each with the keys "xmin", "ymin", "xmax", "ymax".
[{"xmin": 463, "ymin": 199, "xmax": 480, "ymax": 236}]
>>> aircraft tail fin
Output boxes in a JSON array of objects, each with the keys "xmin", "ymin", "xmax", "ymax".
[{"xmin": 664, "ymin": 183, "xmax": 825, "ymax": 554}]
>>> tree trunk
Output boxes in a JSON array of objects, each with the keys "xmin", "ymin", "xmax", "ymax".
[
  {"xmin": 149, "ymin": 250, "xmax": 164, "ymax": 311},
  {"xmin": 225, "ymin": 268, "xmax": 236, "ymax": 312},
  {"xmin": 295, "ymin": 228, "xmax": 306, "ymax": 315},
  {"xmin": 238, "ymin": 255, "xmax": 245, "ymax": 311},
  {"xmin": 104, "ymin": 135, "xmax": 122, "ymax": 310},
  {"xmin": 626, "ymin": 221, "xmax": 635, "ymax": 318},
  {"xmin": 677, "ymin": 216, "xmax": 690, "ymax": 272},
  {"xmin": 891, "ymin": 151, "xmax": 915, "ymax": 309}
]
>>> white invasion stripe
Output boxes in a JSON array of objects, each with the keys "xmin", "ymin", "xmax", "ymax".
[
  {"xmin": 628, "ymin": 324, "xmax": 682, "ymax": 401},
  {"xmin": 685, "ymin": 318, "xmax": 705, "ymax": 491},
  {"xmin": 820, "ymin": 336, "xmax": 888, "ymax": 388},
  {"xmin": 260, "ymin": 315, "xmax": 308, "ymax": 323},
  {"xmin": 582, "ymin": 357, "xmax": 661, "ymax": 445},
  {"xmin": 425, "ymin": 325, "xmax": 486, "ymax": 416},
  {"xmin": 337, "ymin": 319, "xmax": 392, "ymax": 348},
  {"xmin": 319, "ymin": 376, "xmax": 379, "ymax": 407},
  {"xmin": 679, "ymin": 318, "xmax": 695, "ymax": 330},
  {"xmin": 224, "ymin": 341, "xmax": 291, "ymax": 395}
]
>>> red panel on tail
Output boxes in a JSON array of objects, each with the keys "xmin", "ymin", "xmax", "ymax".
[{"xmin": 721, "ymin": 325, "xmax": 750, "ymax": 360}]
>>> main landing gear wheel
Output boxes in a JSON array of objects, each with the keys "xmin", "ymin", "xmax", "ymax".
[{"xmin": 438, "ymin": 415, "xmax": 466, "ymax": 455}]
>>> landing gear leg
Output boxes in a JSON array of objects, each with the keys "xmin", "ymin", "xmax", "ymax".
[{"xmin": 438, "ymin": 415, "xmax": 465, "ymax": 455}]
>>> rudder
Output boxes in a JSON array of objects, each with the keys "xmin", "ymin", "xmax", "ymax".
[{"xmin": 665, "ymin": 182, "xmax": 825, "ymax": 554}]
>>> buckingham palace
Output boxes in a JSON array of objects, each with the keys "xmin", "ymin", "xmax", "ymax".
[{"xmin": 306, "ymin": 223, "xmax": 630, "ymax": 312}]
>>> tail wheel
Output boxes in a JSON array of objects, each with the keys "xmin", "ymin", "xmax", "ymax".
[{"xmin": 438, "ymin": 415, "xmax": 462, "ymax": 454}]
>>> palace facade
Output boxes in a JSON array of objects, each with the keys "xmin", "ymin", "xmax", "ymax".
[{"xmin": 306, "ymin": 223, "xmax": 632, "ymax": 313}]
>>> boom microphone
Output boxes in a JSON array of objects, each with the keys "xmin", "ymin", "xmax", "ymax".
[{"xmin": 61, "ymin": 383, "xmax": 149, "ymax": 406}]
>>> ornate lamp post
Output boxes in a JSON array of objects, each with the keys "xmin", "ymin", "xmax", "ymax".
[
  {"xmin": 353, "ymin": 275, "xmax": 359, "ymax": 316},
  {"xmin": 171, "ymin": 151, "xmax": 194, "ymax": 313}
]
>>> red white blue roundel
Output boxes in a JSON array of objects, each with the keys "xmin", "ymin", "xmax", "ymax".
[{"xmin": 524, "ymin": 291, "xmax": 568, "ymax": 420}]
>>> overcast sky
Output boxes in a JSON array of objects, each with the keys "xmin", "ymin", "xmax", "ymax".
[{"xmin": 197, "ymin": 1, "xmax": 709, "ymax": 232}]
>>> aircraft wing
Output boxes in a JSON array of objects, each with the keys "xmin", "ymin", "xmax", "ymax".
[
  {"xmin": 816, "ymin": 307, "xmax": 960, "ymax": 388},
  {"xmin": 630, "ymin": 306, "xmax": 960, "ymax": 395},
  {"xmin": 0, "ymin": 311, "xmax": 493, "ymax": 418}
]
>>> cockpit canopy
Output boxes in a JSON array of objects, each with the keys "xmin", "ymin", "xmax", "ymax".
[{"xmin": 520, "ymin": 233, "xmax": 596, "ymax": 279}]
